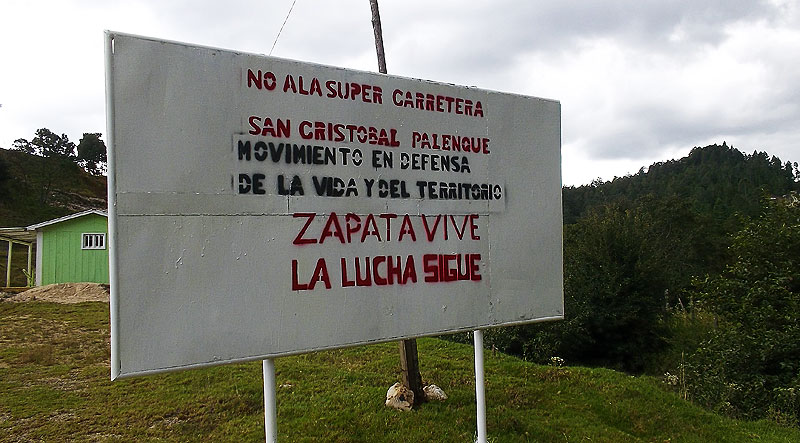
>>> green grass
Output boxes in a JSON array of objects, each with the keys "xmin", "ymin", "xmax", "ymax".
[{"xmin": 1, "ymin": 302, "xmax": 799, "ymax": 442}]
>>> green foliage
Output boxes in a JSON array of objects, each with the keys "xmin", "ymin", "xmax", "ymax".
[
  {"xmin": 2, "ymin": 302, "xmax": 799, "ymax": 442},
  {"xmin": 4, "ymin": 128, "xmax": 108, "ymax": 216},
  {"xmin": 485, "ymin": 144, "xmax": 800, "ymax": 375},
  {"xmin": 687, "ymin": 194, "xmax": 800, "ymax": 424},
  {"xmin": 0, "ymin": 148, "xmax": 106, "ymax": 226},
  {"xmin": 76, "ymin": 133, "xmax": 107, "ymax": 175},
  {"xmin": 485, "ymin": 195, "xmax": 714, "ymax": 372},
  {"xmin": 0, "ymin": 155, "xmax": 8, "ymax": 197},
  {"xmin": 11, "ymin": 128, "xmax": 107, "ymax": 177},
  {"xmin": 13, "ymin": 128, "xmax": 76, "ymax": 159},
  {"xmin": 10, "ymin": 129, "xmax": 82, "ymax": 205},
  {"xmin": 563, "ymin": 143, "xmax": 800, "ymax": 227}
]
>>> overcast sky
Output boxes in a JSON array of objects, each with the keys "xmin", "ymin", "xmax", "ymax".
[{"xmin": 1, "ymin": 0, "xmax": 798, "ymax": 186}]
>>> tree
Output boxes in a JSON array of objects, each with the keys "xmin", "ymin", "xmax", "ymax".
[
  {"xmin": 11, "ymin": 128, "xmax": 78, "ymax": 203},
  {"xmin": 13, "ymin": 128, "xmax": 76, "ymax": 159},
  {"xmin": 562, "ymin": 144, "xmax": 800, "ymax": 226},
  {"xmin": 12, "ymin": 138, "xmax": 36, "ymax": 155},
  {"xmin": 77, "ymin": 133, "xmax": 107, "ymax": 175},
  {"xmin": 486, "ymin": 195, "xmax": 713, "ymax": 372},
  {"xmin": 688, "ymin": 194, "xmax": 800, "ymax": 424}
]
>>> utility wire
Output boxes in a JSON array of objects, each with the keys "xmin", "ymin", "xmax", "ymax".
[{"xmin": 270, "ymin": 0, "xmax": 299, "ymax": 56}]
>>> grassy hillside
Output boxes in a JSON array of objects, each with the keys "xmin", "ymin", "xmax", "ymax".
[
  {"xmin": 0, "ymin": 148, "xmax": 107, "ymax": 227},
  {"xmin": 1, "ymin": 302, "xmax": 798, "ymax": 442}
]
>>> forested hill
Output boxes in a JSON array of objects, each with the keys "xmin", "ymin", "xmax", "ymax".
[
  {"xmin": 0, "ymin": 148, "xmax": 107, "ymax": 227},
  {"xmin": 3, "ymin": 142, "xmax": 798, "ymax": 227},
  {"xmin": 563, "ymin": 143, "xmax": 800, "ymax": 224}
]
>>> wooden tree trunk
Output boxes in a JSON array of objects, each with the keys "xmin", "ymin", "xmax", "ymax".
[{"xmin": 369, "ymin": 0, "xmax": 426, "ymax": 407}]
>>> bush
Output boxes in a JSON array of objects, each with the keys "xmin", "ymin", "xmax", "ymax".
[
  {"xmin": 687, "ymin": 194, "xmax": 800, "ymax": 424},
  {"xmin": 487, "ymin": 195, "xmax": 713, "ymax": 373}
]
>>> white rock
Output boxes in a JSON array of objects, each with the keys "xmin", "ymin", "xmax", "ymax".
[
  {"xmin": 385, "ymin": 382, "xmax": 414, "ymax": 411},
  {"xmin": 423, "ymin": 384, "xmax": 448, "ymax": 401}
]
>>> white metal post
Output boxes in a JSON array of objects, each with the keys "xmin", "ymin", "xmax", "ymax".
[
  {"xmin": 6, "ymin": 240, "xmax": 12, "ymax": 287},
  {"xmin": 473, "ymin": 329, "xmax": 487, "ymax": 443},
  {"xmin": 27, "ymin": 243, "xmax": 32, "ymax": 286},
  {"xmin": 263, "ymin": 359, "xmax": 277, "ymax": 442}
]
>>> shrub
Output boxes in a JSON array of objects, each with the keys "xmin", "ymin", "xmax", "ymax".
[
  {"xmin": 487, "ymin": 195, "xmax": 713, "ymax": 373},
  {"xmin": 687, "ymin": 194, "xmax": 800, "ymax": 424}
]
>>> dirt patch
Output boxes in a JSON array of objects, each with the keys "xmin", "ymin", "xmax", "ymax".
[{"xmin": 5, "ymin": 283, "xmax": 109, "ymax": 303}]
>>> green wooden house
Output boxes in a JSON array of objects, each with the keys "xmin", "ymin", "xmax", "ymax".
[{"xmin": 27, "ymin": 210, "xmax": 109, "ymax": 286}]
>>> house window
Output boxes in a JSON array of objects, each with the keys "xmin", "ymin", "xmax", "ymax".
[{"xmin": 82, "ymin": 233, "xmax": 106, "ymax": 250}]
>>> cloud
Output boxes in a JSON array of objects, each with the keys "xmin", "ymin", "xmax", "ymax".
[{"xmin": 491, "ymin": 1, "xmax": 800, "ymax": 170}]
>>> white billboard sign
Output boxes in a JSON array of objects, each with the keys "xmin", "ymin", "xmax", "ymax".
[{"xmin": 106, "ymin": 32, "xmax": 562, "ymax": 379}]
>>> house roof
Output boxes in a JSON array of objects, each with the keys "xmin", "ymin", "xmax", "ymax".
[
  {"xmin": 0, "ymin": 227, "xmax": 36, "ymax": 245},
  {"xmin": 26, "ymin": 209, "xmax": 108, "ymax": 231}
]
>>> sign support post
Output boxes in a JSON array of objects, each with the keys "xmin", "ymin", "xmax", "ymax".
[
  {"xmin": 399, "ymin": 339, "xmax": 425, "ymax": 406},
  {"xmin": 474, "ymin": 329, "xmax": 487, "ymax": 443},
  {"xmin": 369, "ymin": 0, "xmax": 426, "ymax": 407},
  {"xmin": 5, "ymin": 241, "xmax": 12, "ymax": 287},
  {"xmin": 263, "ymin": 359, "xmax": 278, "ymax": 442}
]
